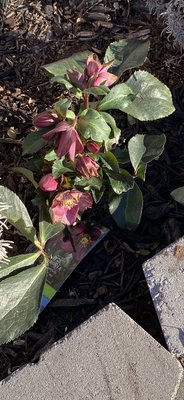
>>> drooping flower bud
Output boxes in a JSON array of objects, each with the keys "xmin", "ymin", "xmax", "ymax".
[
  {"xmin": 42, "ymin": 121, "xmax": 84, "ymax": 162},
  {"xmin": 39, "ymin": 173, "xmax": 58, "ymax": 192},
  {"xmin": 84, "ymin": 54, "xmax": 117, "ymax": 87},
  {"xmin": 76, "ymin": 154, "xmax": 99, "ymax": 180},
  {"xmin": 67, "ymin": 69, "xmax": 87, "ymax": 90},
  {"xmin": 86, "ymin": 141, "xmax": 100, "ymax": 154},
  {"xmin": 34, "ymin": 112, "xmax": 56, "ymax": 129}
]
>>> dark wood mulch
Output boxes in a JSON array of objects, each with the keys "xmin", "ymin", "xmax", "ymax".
[{"xmin": 1, "ymin": 0, "xmax": 184, "ymax": 380}]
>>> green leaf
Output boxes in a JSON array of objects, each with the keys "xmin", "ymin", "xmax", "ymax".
[
  {"xmin": 136, "ymin": 163, "xmax": 147, "ymax": 181},
  {"xmin": 111, "ymin": 148, "xmax": 130, "ymax": 165},
  {"xmin": 91, "ymin": 186, "xmax": 104, "ymax": 203},
  {"xmin": 50, "ymin": 76, "xmax": 73, "ymax": 89},
  {"xmin": 105, "ymin": 169, "xmax": 134, "ymax": 195},
  {"xmin": 66, "ymin": 110, "xmax": 76, "ymax": 120},
  {"xmin": 43, "ymin": 51, "xmax": 91, "ymax": 77},
  {"xmin": 0, "ymin": 252, "xmax": 41, "ymax": 279},
  {"xmin": 54, "ymin": 98, "xmax": 71, "ymax": 118},
  {"xmin": 104, "ymin": 38, "xmax": 150, "ymax": 76},
  {"xmin": 84, "ymin": 86, "xmax": 110, "ymax": 96},
  {"xmin": 32, "ymin": 189, "xmax": 48, "ymax": 207},
  {"xmin": 109, "ymin": 183, "xmax": 143, "ymax": 230},
  {"xmin": 77, "ymin": 109, "xmax": 111, "ymax": 142},
  {"xmin": 98, "ymin": 83, "xmax": 134, "ymax": 111},
  {"xmin": 128, "ymin": 134, "xmax": 166, "ymax": 172},
  {"xmin": 44, "ymin": 149, "xmax": 58, "ymax": 162},
  {"xmin": 171, "ymin": 187, "xmax": 184, "ymax": 205},
  {"xmin": 12, "ymin": 167, "xmax": 39, "ymax": 189},
  {"xmin": 39, "ymin": 221, "xmax": 64, "ymax": 246},
  {"xmin": 22, "ymin": 129, "xmax": 47, "ymax": 155},
  {"xmin": 0, "ymin": 186, "xmax": 37, "ymax": 242},
  {"xmin": 0, "ymin": 262, "xmax": 46, "ymax": 345},
  {"xmin": 74, "ymin": 176, "xmax": 102, "ymax": 191},
  {"xmin": 26, "ymin": 158, "xmax": 44, "ymax": 173},
  {"xmin": 123, "ymin": 71, "xmax": 175, "ymax": 121},
  {"xmin": 52, "ymin": 158, "xmax": 74, "ymax": 179},
  {"xmin": 99, "ymin": 71, "xmax": 175, "ymax": 121},
  {"xmin": 50, "ymin": 76, "xmax": 82, "ymax": 98},
  {"xmin": 100, "ymin": 112, "xmax": 121, "ymax": 146},
  {"xmin": 99, "ymin": 151, "xmax": 119, "ymax": 172}
]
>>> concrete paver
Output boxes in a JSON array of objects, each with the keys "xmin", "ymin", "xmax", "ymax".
[
  {"xmin": 0, "ymin": 303, "xmax": 183, "ymax": 400},
  {"xmin": 143, "ymin": 237, "xmax": 184, "ymax": 356}
]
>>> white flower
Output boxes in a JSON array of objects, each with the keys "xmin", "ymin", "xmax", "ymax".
[{"xmin": 0, "ymin": 203, "xmax": 13, "ymax": 264}]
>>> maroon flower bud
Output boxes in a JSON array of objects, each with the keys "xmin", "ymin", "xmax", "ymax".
[
  {"xmin": 76, "ymin": 154, "xmax": 99, "ymax": 180},
  {"xmin": 34, "ymin": 112, "xmax": 56, "ymax": 129},
  {"xmin": 86, "ymin": 141, "xmax": 100, "ymax": 154}
]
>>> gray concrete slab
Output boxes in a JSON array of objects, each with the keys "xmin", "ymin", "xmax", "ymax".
[
  {"xmin": 175, "ymin": 375, "xmax": 184, "ymax": 400},
  {"xmin": 143, "ymin": 237, "xmax": 184, "ymax": 356},
  {"xmin": 0, "ymin": 304, "xmax": 183, "ymax": 400}
]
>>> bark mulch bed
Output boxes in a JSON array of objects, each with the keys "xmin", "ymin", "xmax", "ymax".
[{"xmin": 1, "ymin": 0, "xmax": 184, "ymax": 380}]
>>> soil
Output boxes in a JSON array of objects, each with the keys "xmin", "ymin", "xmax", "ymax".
[{"xmin": 1, "ymin": 0, "xmax": 184, "ymax": 380}]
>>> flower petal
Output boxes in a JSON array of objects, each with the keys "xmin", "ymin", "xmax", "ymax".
[{"xmin": 78, "ymin": 192, "xmax": 93, "ymax": 212}]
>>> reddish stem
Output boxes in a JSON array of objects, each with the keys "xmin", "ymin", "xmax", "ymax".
[{"xmin": 83, "ymin": 93, "xmax": 89, "ymax": 109}]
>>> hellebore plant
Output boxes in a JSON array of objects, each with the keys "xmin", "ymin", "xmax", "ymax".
[
  {"xmin": 0, "ymin": 37, "xmax": 175, "ymax": 346},
  {"xmin": 22, "ymin": 38, "xmax": 174, "ymax": 229}
]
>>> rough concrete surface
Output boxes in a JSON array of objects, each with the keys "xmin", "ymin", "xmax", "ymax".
[
  {"xmin": 0, "ymin": 304, "xmax": 183, "ymax": 400},
  {"xmin": 176, "ymin": 375, "xmax": 184, "ymax": 400},
  {"xmin": 143, "ymin": 237, "xmax": 184, "ymax": 356}
]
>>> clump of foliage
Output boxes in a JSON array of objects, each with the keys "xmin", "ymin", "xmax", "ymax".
[
  {"xmin": 0, "ymin": 38, "xmax": 175, "ymax": 345},
  {"xmin": 22, "ymin": 38, "xmax": 174, "ymax": 230}
]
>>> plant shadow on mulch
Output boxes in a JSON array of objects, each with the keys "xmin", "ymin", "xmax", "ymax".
[{"xmin": 1, "ymin": 0, "xmax": 184, "ymax": 380}]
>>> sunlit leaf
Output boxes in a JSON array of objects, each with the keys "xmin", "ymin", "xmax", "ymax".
[
  {"xmin": 0, "ymin": 262, "xmax": 46, "ymax": 344},
  {"xmin": 84, "ymin": 86, "xmax": 110, "ymax": 96},
  {"xmin": 52, "ymin": 158, "xmax": 74, "ymax": 179},
  {"xmin": 77, "ymin": 109, "xmax": 111, "ymax": 142},
  {"xmin": 123, "ymin": 71, "xmax": 175, "ymax": 121},
  {"xmin": 0, "ymin": 186, "xmax": 37, "ymax": 242},
  {"xmin": 99, "ymin": 71, "xmax": 175, "ymax": 121},
  {"xmin": 0, "ymin": 252, "xmax": 41, "ymax": 279}
]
